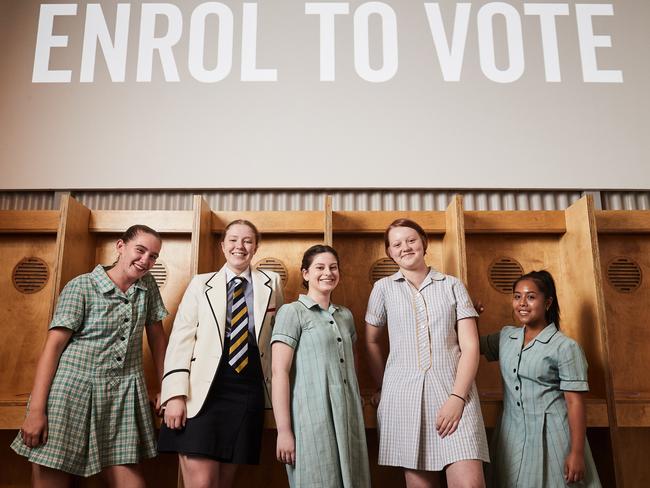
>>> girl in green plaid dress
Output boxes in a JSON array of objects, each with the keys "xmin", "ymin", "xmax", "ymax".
[{"xmin": 11, "ymin": 225, "xmax": 169, "ymax": 487}]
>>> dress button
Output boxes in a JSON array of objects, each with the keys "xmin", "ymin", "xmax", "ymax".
[
  {"xmin": 337, "ymin": 338, "xmax": 342, "ymax": 342},
  {"xmin": 260, "ymin": 352, "xmax": 264, "ymax": 357},
  {"xmin": 124, "ymin": 317, "xmax": 129, "ymax": 323},
  {"xmin": 329, "ymin": 321, "xmax": 334, "ymax": 324},
  {"xmin": 344, "ymin": 379, "xmax": 347, "ymax": 384},
  {"xmin": 515, "ymin": 386, "xmax": 519, "ymax": 391},
  {"xmin": 513, "ymin": 368, "xmax": 517, "ymax": 373},
  {"xmin": 120, "ymin": 336, "xmax": 126, "ymax": 341},
  {"xmin": 116, "ymin": 357, "xmax": 122, "ymax": 362},
  {"xmin": 340, "ymin": 358, "xmax": 344, "ymax": 363},
  {"xmin": 517, "ymin": 401, "xmax": 520, "ymax": 407}
]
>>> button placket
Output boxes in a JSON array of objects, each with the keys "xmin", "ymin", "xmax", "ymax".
[{"xmin": 327, "ymin": 312, "xmax": 348, "ymax": 385}]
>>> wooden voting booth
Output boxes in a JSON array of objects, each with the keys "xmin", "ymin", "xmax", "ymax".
[{"xmin": 0, "ymin": 194, "xmax": 648, "ymax": 487}]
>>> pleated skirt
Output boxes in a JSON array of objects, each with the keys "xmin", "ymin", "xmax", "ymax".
[{"xmin": 158, "ymin": 338, "xmax": 265, "ymax": 465}]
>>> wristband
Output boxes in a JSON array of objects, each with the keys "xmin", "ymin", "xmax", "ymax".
[{"xmin": 450, "ymin": 393, "xmax": 466, "ymax": 404}]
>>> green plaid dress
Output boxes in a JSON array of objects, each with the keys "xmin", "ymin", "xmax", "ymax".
[{"xmin": 11, "ymin": 265, "xmax": 168, "ymax": 477}]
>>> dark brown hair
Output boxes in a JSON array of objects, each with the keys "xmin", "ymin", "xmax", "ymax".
[
  {"xmin": 513, "ymin": 270, "xmax": 561, "ymax": 329},
  {"xmin": 114, "ymin": 225, "xmax": 161, "ymax": 265},
  {"xmin": 119, "ymin": 224, "xmax": 161, "ymax": 243},
  {"xmin": 300, "ymin": 244, "xmax": 340, "ymax": 289},
  {"xmin": 384, "ymin": 218, "xmax": 428, "ymax": 259},
  {"xmin": 223, "ymin": 219, "xmax": 261, "ymax": 245}
]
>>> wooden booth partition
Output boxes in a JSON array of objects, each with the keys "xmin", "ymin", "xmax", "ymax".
[
  {"xmin": 596, "ymin": 209, "xmax": 650, "ymax": 488},
  {"xmin": 0, "ymin": 206, "xmax": 61, "ymax": 486},
  {"xmin": 465, "ymin": 195, "xmax": 618, "ymax": 486}
]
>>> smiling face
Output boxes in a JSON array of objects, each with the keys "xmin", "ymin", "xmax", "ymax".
[
  {"xmin": 302, "ymin": 252, "xmax": 340, "ymax": 295},
  {"xmin": 115, "ymin": 231, "xmax": 161, "ymax": 283},
  {"xmin": 386, "ymin": 226, "xmax": 427, "ymax": 271},
  {"xmin": 512, "ymin": 279, "xmax": 552, "ymax": 329},
  {"xmin": 221, "ymin": 223, "xmax": 258, "ymax": 274}
]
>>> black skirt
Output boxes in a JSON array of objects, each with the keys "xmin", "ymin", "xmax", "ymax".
[{"xmin": 158, "ymin": 338, "xmax": 265, "ymax": 465}]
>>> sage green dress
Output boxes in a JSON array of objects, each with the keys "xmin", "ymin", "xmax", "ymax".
[
  {"xmin": 481, "ymin": 324, "xmax": 601, "ymax": 487},
  {"xmin": 11, "ymin": 265, "xmax": 168, "ymax": 476},
  {"xmin": 271, "ymin": 295, "xmax": 370, "ymax": 488}
]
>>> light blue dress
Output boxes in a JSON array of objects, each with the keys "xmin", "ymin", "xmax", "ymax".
[
  {"xmin": 271, "ymin": 295, "xmax": 370, "ymax": 488},
  {"xmin": 481, "ymin": 324, "xmax": 601, "ymax": 487}
]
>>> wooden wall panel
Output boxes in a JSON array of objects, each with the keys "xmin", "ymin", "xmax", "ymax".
[
  {"xmin": 617, "ymin": 428, "xmax": 650, "ymax": 488},
  {"xmin": 443, "ymin": 196, "xmax": 467, "ymax": 282},
  {"xmin": 0, "ymin": 235, "xmax": 58, "ymax": 428},
  {"xmin": 598, "ymin": 234, "xmax": 650, "ymax": 425},
  {"xmin": 191, "ymin": 196, "xmax": 216, "ymax": 275}
]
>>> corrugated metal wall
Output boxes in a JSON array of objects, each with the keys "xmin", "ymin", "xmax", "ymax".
[{"xmin": 0, "ymin": 190, "xmax": 648, "ymax": 211}]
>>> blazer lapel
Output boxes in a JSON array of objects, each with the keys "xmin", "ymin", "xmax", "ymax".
[
  {"xmin": 252, "ymin": 268, "xmax": 272, "ymax": 340},
  {"xmin": 205, "ymin": 267, "xmax": 228, "ymax": 348}
]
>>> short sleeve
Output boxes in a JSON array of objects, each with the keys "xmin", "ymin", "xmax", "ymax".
[
  {"xmin": 452, "ymin": 279, "xmax": 479, "ymax": 320},
  {"xmin": 480, "ymin": 332, "xmax": 501, "ymax": 362},
  {"xmin": 558, "ymin": 339, "xmax": 589, "ymax": 392},
  {"xmin": 271, "ymin": 304, "xmax": 302, "ymax": 349},
  {"xmin": 49, "ymin": 278, "xmax": 85, "ymax": 332},
  {"xmin": 365, "ymin": 281, "xmax": 387, "ymax": 327},
  {"xmin": 144, "ymin": 273, "xmax": 169, "ymax": 324}
]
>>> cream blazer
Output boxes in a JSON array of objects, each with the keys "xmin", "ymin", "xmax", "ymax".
[{"xmin": 160, "ymin": 266, "xmax": 284, "ymax": 418}]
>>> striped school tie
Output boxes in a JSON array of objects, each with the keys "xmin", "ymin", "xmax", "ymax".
[{"xmin": 228, "ymin": 277, "xmax": 249, "ymax": 373}]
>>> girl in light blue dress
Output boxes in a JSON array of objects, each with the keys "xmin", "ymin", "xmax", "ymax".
[{"xmin": 480, "ymin": 270, "xmax": 601, "ymax": 487}]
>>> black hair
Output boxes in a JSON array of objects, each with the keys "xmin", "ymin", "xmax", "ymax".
[
  {"xmin": 513, "ymin": 270, "xmax": 561, "ymax": 329},
  {"xmin": 300, "ymin": 244, "xmax": 340, "ymax": 290}
]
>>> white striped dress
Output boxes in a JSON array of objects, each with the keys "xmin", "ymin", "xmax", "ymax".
[{"xmin": 365, "ymin": 268, "xmax": 489, "ymax": 470}]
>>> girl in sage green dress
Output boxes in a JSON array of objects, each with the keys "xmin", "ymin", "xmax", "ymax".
[
  {"xmin": 11, "ymin": 225, "xmax": 168, "ymax": 487},
  {"xmin": 480, "ymin": 270, "xmax": 601, "ymax": 487},
  {"xmin": 271, "ymin": 245, "xmax": 370, "ymax": 488}
]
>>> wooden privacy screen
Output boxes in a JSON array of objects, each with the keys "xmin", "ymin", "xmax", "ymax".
[
  {"xmin": 1, "ymin": 194, "xmax": 648, "ymax": 487},
  {"xmin": 595, "ymin": 210, "xmax": 650, "ymax": 487}
]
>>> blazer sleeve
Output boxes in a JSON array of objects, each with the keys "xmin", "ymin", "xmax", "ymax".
[{"xmin": 160, "ymin": 275, "xmax": 202, "ymax": 405}]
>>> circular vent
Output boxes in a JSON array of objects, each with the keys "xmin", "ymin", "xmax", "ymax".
[
  {"xmin": 370, "ymin": 258, "xmax": 399, "ymax": 283},
  {"xmin": 255, "ymin": 258, "xmax": 288, "ymax": 286},
  {"xmin": 607, "ymin": 257, "xmax": 642, "ymax": 293},
  {"xmin": 488, "ymin": 257, "xmax": 524, "ymax": 293},
  {"xmin": 13, "ymin": 257, "xmax": 50, "ymax": 294},
  {"xmin": 149, "ymin": 261, "xmax": 168, "ymax": 289}
]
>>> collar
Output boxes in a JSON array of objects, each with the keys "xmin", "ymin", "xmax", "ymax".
[
  {"xmin": 225, "ymin": 265, "xmax": 252, "ymax": 285},
  {"xmin": 509, "ymin": 323, "xmax": 558, "ymax": 345},
  {"xmin": 298, "ymin": 294, "xmax": 339, "ymax": 313},
  {"xmin": 390, "ymin": 267, "xmax": 446, "ymax": 282},
  {"xmin": 90, "ymin": 265, "xmax": 148, "ymax": 294}
]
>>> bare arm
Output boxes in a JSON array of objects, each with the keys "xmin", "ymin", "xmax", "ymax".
[
  {"xmin": 145, "ymin": 320, "xmax": 168, "ymax": 412},
  {"xmin": 365, "ymin": 323, "xmax": 386, "ymax": 407},
  {"xmin": 436, "ymin": 317, "xmax": 480, "ymax": 437},
  {"xmin": 21, "ymin": 328, "xmax": 73, "ymax": 448},
  {"xmin": 564, "ymin": 391, "xmax": 587, "ymax": 483},
  {"xmin": 365, "ymin": 323, "xmax": 386, "ymax": 388},
  {"xmin": 271, "ymin": 342, "xmax": 296, "ymax": 465}
]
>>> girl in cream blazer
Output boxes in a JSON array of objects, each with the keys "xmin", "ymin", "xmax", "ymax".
[{"xmin": 158, "ymin": 220, "xmax": 283, "ymax": 488}]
